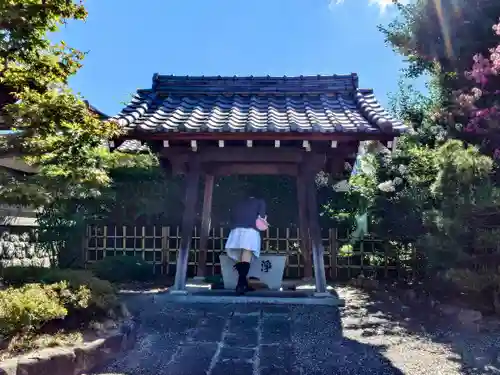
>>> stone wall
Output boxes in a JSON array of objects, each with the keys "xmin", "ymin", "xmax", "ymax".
[{"xmin": 0, "ymin": 226, "xmax": 52, "ymax": 267}]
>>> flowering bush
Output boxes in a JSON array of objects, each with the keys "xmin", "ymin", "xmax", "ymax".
[{"xmin": 457, "ymin": 18, "xmax": 500, "ymax": 156}]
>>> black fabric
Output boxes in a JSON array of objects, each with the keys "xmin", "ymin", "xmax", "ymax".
[
  {"xmin": 230, "ymin": 197, "xmax": 266, "ymax": 230},
  {"xmin": 235, "ymin": 261, "xmax": 250, "ymax": 281},
  {"xmin": 235, "ymin": 261, "xmax": 250, "ymax": 287}
]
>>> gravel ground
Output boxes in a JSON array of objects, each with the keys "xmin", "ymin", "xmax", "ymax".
[
  {"xmin": 88, "ymin": 286, "xmax": 500, "ymax": 375},
  {"xmin": 339, "ymin": 286, "xmax": 500, "ymax": 374}
]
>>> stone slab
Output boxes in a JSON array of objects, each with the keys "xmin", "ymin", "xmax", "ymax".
[
  {"xmin": 93, "ymin": 297, "xmax": 407, "ymax": 375},
  {"xmin": 0, "ymin": 314, "xmax": 137, "ymax": 375},
  {"xmin": 189, "ymin": 289, "xmax": 315, "ymax": 297},
  {"xmin": 162, "ymin": 293, "xmax": 345, "ymax": 306},
  {"xmin": 220, "ymin": 254, "xmax": 286, "ymax": 290},
  {"xmin": 166, "ymin": 343, "xmax": 218, "ymax": 375}
]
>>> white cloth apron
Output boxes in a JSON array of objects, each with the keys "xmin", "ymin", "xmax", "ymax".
[{"xmin": 225, "ymin": 227, "xmax": 261, "ymax": 261}]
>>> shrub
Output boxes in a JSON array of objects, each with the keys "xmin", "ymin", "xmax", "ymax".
[
  {"xmin": 40, "ymin": 269, "xmax": 119, "ymax": 315},
  {"xmin": 444, "ymin": 268, "xmax": 500, "ymax": 314},
  {"xmin": 0, "ymin": 283, "xmax": 69, "ymax": 337},
  {"xmin": 90, "ymin": 255, "xmax": 154, "ymax": 283},
  {"xmin": 1, "ymin": 267, "xmax": 49, "ymax": 287},
  {"xmin": 1, "ymin": 267, "xmax": 118, "ymax": 317},
  {"xmin": 444, "ymin": 268, "xmax": 500, "ymax": 294}
]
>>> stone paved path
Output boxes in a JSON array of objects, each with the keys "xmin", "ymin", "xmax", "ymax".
[
  {"xmin": 89, "ymin": 292, "xmax": 405, "ymax": 375},
  {"xmin": 89, "ymin": 286, "xmax": 497, "ymax": 375}
]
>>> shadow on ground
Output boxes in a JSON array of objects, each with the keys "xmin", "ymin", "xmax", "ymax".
[
  {"xmin": 338, "ymin": 284, "xmax": 500, "ymax": 374},
  {"xmin": 90, "ymin": 292, "xmax": 405, "ymax": 375}
]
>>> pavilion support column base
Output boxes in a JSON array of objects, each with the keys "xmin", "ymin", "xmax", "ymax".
[
  {"xmin": 313, "ymin": 292, "xmax": 333, "ymax": 298},
  {"xmin": 186, "ymin": 278, "xmax": 212, "ymax": 291},
  {"xmin": 302, "ymin": 157, "xmax": 328, "ymax": 295},
  {"xmin": 169, "ymin": 290, "xmax": 189, "ymax": 296},
  {"xmin": 302, "ymin": 265, "xmax": 313, "ymax": 280}
]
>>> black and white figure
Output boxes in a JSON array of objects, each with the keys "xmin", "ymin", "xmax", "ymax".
[{"xmin": 225, "ymin": 186, "xmax": 267, "ymax": 295}]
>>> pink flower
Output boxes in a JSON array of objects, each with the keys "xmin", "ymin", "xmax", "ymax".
[
  {"xmin": 494, "ymin": 149, "xmax": 500, "ymax": 159},
  {"xmin": 460, "ymin": 20, "xmax": 500, "ymax": 137},
  {"xmin": 493, "ymin": 21, "xmax": 500, "ymax": 36}
]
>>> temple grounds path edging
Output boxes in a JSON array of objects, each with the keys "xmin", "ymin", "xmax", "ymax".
[{"xmin": 0, "ymin": 305, "xmax": 138, "ymax": 375}]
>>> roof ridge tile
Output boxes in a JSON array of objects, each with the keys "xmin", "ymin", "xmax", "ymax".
[{"xmin": 111, "ymin": 74, "xmax": 406, "ymax": 136}]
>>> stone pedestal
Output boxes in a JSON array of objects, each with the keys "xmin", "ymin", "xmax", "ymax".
[{"xmin": 220, "ymin": 254, "xmax": 286, "ymax": 290}]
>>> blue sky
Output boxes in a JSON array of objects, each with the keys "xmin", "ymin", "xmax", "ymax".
[{"xmin": 53, "ymin": 0, "xmax": 424, "ymax": 116}]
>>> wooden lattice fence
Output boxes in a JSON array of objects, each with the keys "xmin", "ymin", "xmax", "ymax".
[{"xmin": 85, "ymin": 225, "xmax": 414, "ymax": 280}]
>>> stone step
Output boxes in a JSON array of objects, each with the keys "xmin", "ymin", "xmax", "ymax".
[{"xmin": 164, "ymin": 289, "xmax": 344, "ymax": 306}]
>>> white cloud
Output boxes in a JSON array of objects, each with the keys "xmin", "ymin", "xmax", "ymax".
[
  {"xmin": 329, "ymin": 0, "xmax": 403, "ymax": 14},
  {"xmin": 328, "ymin": 0, "xmax": 344, "ymax": 8},
  {"xmin": 369, "ymin": 0, "xmax": 397, "ymax": 13}
]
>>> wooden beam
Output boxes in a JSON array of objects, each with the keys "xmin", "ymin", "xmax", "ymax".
[
  {"xmin": 165, "ymin": 148, "xmax": 327, "ymax": 176},
  {"xmin": 172, "ymin": 156, "xmax": 201, "ymax": 292},
  {"xmin": 196, "ymin": 174, "xmax": 214, "ymax": 278},
  {"xmin": 207, "ymin": 162, "xmax": 298, "ymax": 176},
  {"xmin": 302, "ymin": 160, "xmax": 328, "ymax": 294},
  {"xmin": 296, "ymin": 172, "xmax": 313, "ymax": 280},
  {"xmin": 120, "ymin": 131, "xmax": 401, "ymax": 142},
  {"xmin": 161, "ymin": 147, "xmax": 307, "ymax": 163}
]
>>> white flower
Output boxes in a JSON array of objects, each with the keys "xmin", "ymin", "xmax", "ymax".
[
  {"xmin": 393, "ymin": 177, "xmax": 403, "ymax": 186},
  {"xmin": 333, "ymin": 180, "xmax": 350, "ymax": 192},
  {"xmin": 398, "ymin": 165, "xmax": 407, "ymax": 174},
  {"xmin": 378, "ymin": 180, "xmax": 396, "ymax": 192}
]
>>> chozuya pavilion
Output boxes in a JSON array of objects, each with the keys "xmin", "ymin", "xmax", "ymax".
[{"xmin": 109, "ymin": 74, "xmax": 406, "ymax": 302}]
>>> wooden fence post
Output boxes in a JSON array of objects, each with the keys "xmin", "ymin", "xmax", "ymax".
[{"xmin": 161, "ymin": 226, "xmax": 168, "ymax": 275}]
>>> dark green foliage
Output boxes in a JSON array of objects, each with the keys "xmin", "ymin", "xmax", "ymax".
[
  {"xmin": 90, "ymin": 255, "xmax": 154, "ymax": 284},
  {"xmin": 1, "ymin": 266, "xmax": 48, "ymax": 286},
  {"xmin": 380, "ymin": 0, "xmax": 500, "ymax": 76},
  {"xmin": 335, "ymin": 1, "xmax": 500, "ymax": 312},
  {"xmin": 1, "ymin": 267, "xmax": 119, "ymax": 316}
]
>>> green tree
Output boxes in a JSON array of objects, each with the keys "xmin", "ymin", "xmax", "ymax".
[
  {"xmin": 0, "ymin": 1, "xmax": 122, "ymax": 266},
  {"xmin": 0, "ymin": 0, "xmax": 121, "ymax": 202}
]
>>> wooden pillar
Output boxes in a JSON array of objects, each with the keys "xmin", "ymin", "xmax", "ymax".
[
  {"xmin": 303, "ymin": 162, "xmax": 328, "ymax": 294},
  {"xmin": 296, "ymin": 173, "xmax": 313, "ymax": 280},
  {"xmin": 196, "ymin": 174, "xmax": 214, "ymax": 278},
  {"xmin": 172, "ymin": 157, "xmax": 201, "ymax": 292}
]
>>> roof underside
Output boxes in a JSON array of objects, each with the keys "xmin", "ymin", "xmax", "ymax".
[{"xmin": 112, "ymin": 74, "xmax": 406, "ymax": 136}]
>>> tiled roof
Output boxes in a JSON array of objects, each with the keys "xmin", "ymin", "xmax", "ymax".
[
  {"xmin": 115, "ymin": 139, "xmax": 150, "ymax": 153},
  {"xmin": 84, "ymin": 101, "xmax": 109, "ymax": 120},
  {"xmin": 112, "ymin": 75, "xmax": 406, "ymax": 135}
]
